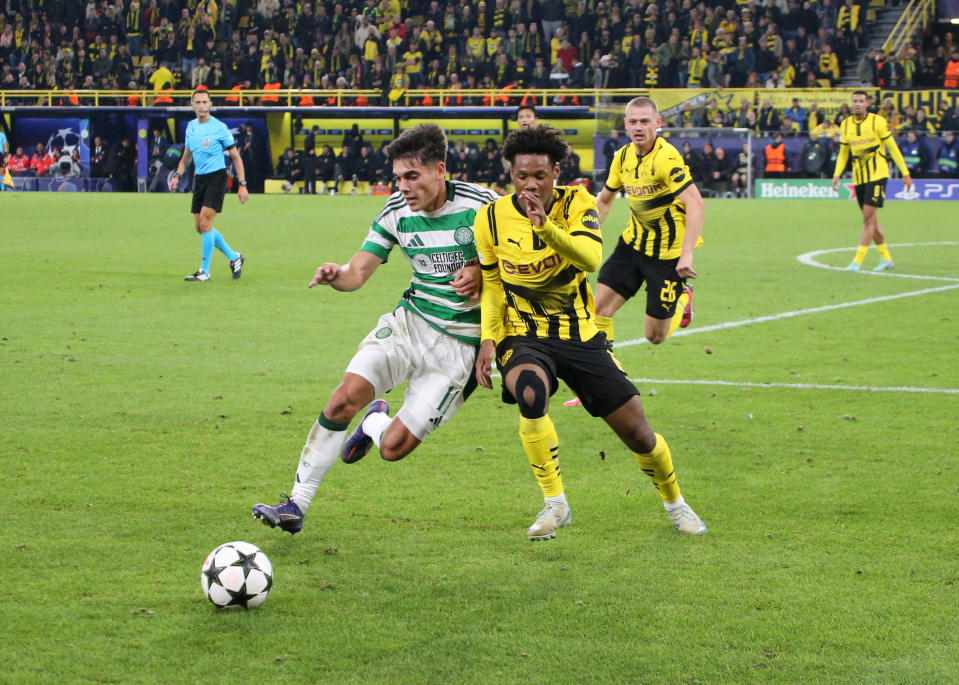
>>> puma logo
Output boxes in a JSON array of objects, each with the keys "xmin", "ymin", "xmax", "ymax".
[{"xmin": 507, "ymin": 237, "xmax": 522, "ymax": 248}]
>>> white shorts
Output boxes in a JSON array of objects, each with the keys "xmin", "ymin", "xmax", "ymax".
[{"xmin": 345, "ymin": 306, "xmax": 478, "ymax": 441}]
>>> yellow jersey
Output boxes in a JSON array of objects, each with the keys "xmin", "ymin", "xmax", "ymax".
[
  {"xmin": 475, "ymin": 186, "xmax": 603, "ymax": 343},
  {"xmin": 833, "ymin": 112, "xmax": 909, "ymax": 185},
  {"xmin": 605, "ymin": 136, "xmax": 699, "ymax": 260}
]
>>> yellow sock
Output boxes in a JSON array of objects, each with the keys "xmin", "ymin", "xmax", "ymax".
[
  {"xmin": 667, "ymin": 291, "xmax": 689, "ymax": 338},
  {"xmin": 519, "ymin": 415, "xmax": 563, "ymax": 497},
  {"xmin": 635, "ymin": 433, "xmax": 682, "ymax": 503},
  {"xmin": 877, "ymin": 243, "xmax": 892, "ymax": 261},
  {"xmin": 853, "ymin": 245, "xmax": 869, "ymax": 265},
  {"xmin": 595, "ymin": 314, "xmax": 614, "ymax": 341}
]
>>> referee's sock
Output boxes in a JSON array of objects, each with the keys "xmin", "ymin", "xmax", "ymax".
[
  {"xmin": 212, "ymin": 228, "xmax": 238, "ymax": 261},
  {"xmin": 200, "ymin": 230, "xmax": 215, "ymax": 273},
  {"xmin": 853, "ymin": 244, "xmax": 869, "ymax": 265}
]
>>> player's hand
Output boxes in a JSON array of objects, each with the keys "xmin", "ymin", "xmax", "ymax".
[
  {"xmin": 518, "ymin": 190, "xmax": 547, "ymax": 227},
  {"xmin": 451, "ymin": 263, "xmax": 481, "ymax": 299},
  {"xmin": 238, "ymin": 186, "xmax": 249, "ymax": 204},
  {"xmin": 475, "ymin": 339, "xmax": 496, "ymax": 389},
  {"xmin": 902, "ymin": 174, "xmax": 913, "ymax": 191},
  {"xmin": 676, "ymin": 254, "xmax": 698, "ymax": 280},
  {"xmin": 831, "ymin": 177, "xmax": 839, "ymax": 192},
  {"xmin": 309, "ymin": 262, "xmax": 342, "ymax": 288},
  {"xmin": 168, "ymin": 173, "xmax": 179, "ymax": 192}
]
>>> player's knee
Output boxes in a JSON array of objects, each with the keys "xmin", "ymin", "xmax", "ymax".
[
  {"xmin": 379, "ymin": 426, "xmax": 415, "ymax": 461},
  {"xmin": 515, "ymin": 369, "xmax": 548, "ymax": 419},
  {"xmin": 646, "ymin": 330, "xmax": 668, "ymax": 344}
]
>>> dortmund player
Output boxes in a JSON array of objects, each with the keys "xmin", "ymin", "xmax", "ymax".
[
  {"xmin": 253, "ymin": 124, "xmax": 499, "ymax": 534},
  {"xmin": 593, "ymin": 96, "xmax": 706, "ymax": 345},
  {"xmin": 474, "ymin": 125, "xmax": 706, "ymax": 541},
  {"xmin": 831, "ymin": 90, "xmax": 913, "ymax": 272}
]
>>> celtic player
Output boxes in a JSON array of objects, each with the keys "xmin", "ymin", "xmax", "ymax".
[{"xmin": 253, "ymin": 124, "xmax": 499, "ymax": 534}]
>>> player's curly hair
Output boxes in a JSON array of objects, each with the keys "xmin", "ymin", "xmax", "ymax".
[
  {"xmin": 386, "ymin": 123, "xmax": 448, "ymax": 167},
  {"xmin": 502, "ymin": 125, "xmax": 568, "ymax": 165}
]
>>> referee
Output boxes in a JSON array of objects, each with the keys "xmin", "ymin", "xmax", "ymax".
[{"xmin": 170, "ymin": 88, "xmax": 249, "ymax": 281}]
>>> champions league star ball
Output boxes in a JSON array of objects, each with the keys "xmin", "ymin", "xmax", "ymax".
[{"xmin": 201, "ymin": 541, "xmax": 273, "ymax": 609}]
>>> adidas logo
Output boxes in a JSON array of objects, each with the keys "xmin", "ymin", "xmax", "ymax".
[
  {"xmin": 408, "ymin": 234, "xmax": 425, "ymax": 247},
  {"xmin": 429, "ymin": 416, "xmax": 442, "ymax": 427}
]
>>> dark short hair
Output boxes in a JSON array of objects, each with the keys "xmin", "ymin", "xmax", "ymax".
[
  {"xmin": 502, "ymin": 125, "xmax": 568, "ymax": 165},
  {"xmin": 516, "ymin": 104, "xmax": 537, "ymax": 119},
  {"xmin": 851, "ymin": 90, "xmax": 868, "ymax": 98},
  {"xmin": 385, "ymin": 123, "xmax": 447, "ymax": 166}
]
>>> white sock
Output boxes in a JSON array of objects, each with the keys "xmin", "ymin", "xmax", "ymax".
[
  {"xmin": 663, "ymin": 495, "xmax": 687, "ymax": 514},
  {"xmin": 546, "ymin": 493, "xmax": 568, "ymax": 506},
  {"xmin": 290, "ymin": 421, "xmax": 346, "ymax": 512},
  {"xmin": 362, "ymin": 411, "xmax": 392, "ymax": 448}
]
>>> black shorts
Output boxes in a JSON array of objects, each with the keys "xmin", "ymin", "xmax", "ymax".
[
  {"xmin": 598, "ymin": 237, "xmax": 686, "ymax": 319},
  {"xmin": 191, "ymin": 169, "xmax": 228, "ymax": 214},
  {"xmin": 856, "ymin": 179, "xmax": 886, "ymax": 209},
  {"xmin": 495, "ymin": 334, "xmax": 638, "ymax": 418}
]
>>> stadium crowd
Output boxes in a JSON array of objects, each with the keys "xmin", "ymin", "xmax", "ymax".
[{"xmin": 0, "ymin": 0, "xmax": 957, "ymax": 100}]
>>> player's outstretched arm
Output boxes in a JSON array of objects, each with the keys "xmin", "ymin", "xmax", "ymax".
[
  {"xmin": 309, "ymin": 251, "xmax": 382, "ymax": 291},
  {"xmin": 170, "ymin": 146, "xmax": 192, "ymax": 191},
  {"xmin": 228, "ymin": 147, "xmax": 249, "ymax": 204},
  {"xmin": 595, "ymin": 185, "xmax": 617, "ymax": 224},
  {"xmin": 676, "ymin": 183, "xmax": 705, "ymax": 279}
]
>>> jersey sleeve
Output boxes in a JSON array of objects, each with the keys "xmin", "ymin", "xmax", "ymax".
[
  {"xmin": 604, "ymin": 145, "xmax": 624, "ymax": 192},
  {"xmin": 878, "ymin": 115, "xmax": 910, "ymax": 177},
  {"xmin": 532, "ymin": 188, "xmax": 603, "ymax": 273},
  {"xmin": 473, "ymin": 203, "xmax": 506, "ymax": 343},
  {"xmin": 658, "ymin": 148, "xmax": 693, "ymax": 195},
  {"xmin": 219, "ymin": 122, "xmax": 237, "ymax": 150},
  {"xmin": 359, "ymin": 198, "xmax": 400, "ymax": 262}
]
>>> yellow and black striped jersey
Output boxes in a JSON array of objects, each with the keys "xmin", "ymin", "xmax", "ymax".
[
  {"xmin": 605, "ymin": 136, "xmax": 700, "ymax": 260},
  {"xmin": 833, "ymin": 112, "xmax": 910, "ymax": 185},
  {"xmin": 475, "ymin": 186, "xmax": 603, "ymax": 343}
]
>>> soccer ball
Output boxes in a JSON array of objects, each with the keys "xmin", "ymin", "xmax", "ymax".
[{"xmin": 201, "ymin": 541, "xmax": 273, "ymax": 609}]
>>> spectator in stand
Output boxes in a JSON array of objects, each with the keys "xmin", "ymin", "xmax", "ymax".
[
  {"xmin": 475, "ymin": 144, "xmax": 507, "ymax": 190},
  {"xmin": 30, "ymin": 143, "xmax": 54, "ymax": 177},
  {"xmin": 354, "ymin": 144, "xmax": 375, "ymax": 185},
  {"xmin": 448, "ymin": 146, "xmax": 475, "ymax": 182},
  {"xmin": 784, "ymin": 98, "xmax": 807, "ymax": 133},
  {"xmin": 758, "ymin": 99, "xmax": 781, "ymax": 132},
  {"xmin": 90, "ymin": 136, "xmax": 109, "ymax": 177},
  {"xmin": 800, "ymin": 129, "xmax": 831, "ymax": 178},
  {"xmin": 912, "ymin": 108, "xmax": 936, "ymax": 136},
  {"xmin": 945, "ymin": 48, "xmax": 959, "ymax": 88},
  {"xmin": 708, "ymin": 146, "xmax": 733, "ymax": 196},
  {"xmin": 557, "ymin": 143, "xmax": 582, "ymax": 185},
  {"xmin": 275, "ymin": 147, "xmax": 303, "ymax": 187},
  {"xmin": 937, "ymin": 132, "xmax": 958, "ymax": 178},
  {"xmin": 334, "ymin": 144, "xmax": 357, "ymax": 194},
  {"xmin": 764, "ymin": 132, "xmax": 788, "ymax": 178},
  {"xmin": 316, "ymin": 144, "xmax": 336, "ymax": 194},
  {"xmin": 301, "ymin": 146, "xmax": 317, "ymax": 195},
  {"xmin": 937, "ymin": 102, "xmax": 959, "ymax": 132},
  {"xmin": 732, "ymin": 143, "xmax": 750, "ymax": 197},
  {"xmin": 7, "ymin": 146, "xmax": 30, "ymax": 176},
  {"xmin": 900, "ymin": 130, "xmax": 929, "ymax": 178},
  {"xmin": 109, "ymin": 138, "xmax": 137, "ymax": 192}
]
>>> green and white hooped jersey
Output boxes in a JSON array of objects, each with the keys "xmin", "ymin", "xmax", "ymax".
[{"xmin": 360, "ymin": 181, "xmax": 500, "ymax": 345}]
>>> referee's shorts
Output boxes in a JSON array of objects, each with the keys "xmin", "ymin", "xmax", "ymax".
[{"xmin": 191, "ymin": 168, "xmax": 228, "ymax": 214}]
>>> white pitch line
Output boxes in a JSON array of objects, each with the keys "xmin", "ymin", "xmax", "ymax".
[
  {"xmin": 616, "ymin": 242, "xmax": 959, "ymax": 348},
  {"xmin": 629, "ymin": 377, "xmax": 959, "ymax": 395},
  {"xmin": 797, "ymin": 241, "xmax": 959, "ymax": 283},
  {"xmin": 615, "ymin": 282, "xmax": 959, "ymax": 348}
]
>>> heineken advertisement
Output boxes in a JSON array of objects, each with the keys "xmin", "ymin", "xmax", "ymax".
[
  {"xmin": 754, "ymin": 178, "xmax": 854, "ymax": 199},
  {"xmin": 754, "ymin": 178, "xmax": 959, "ymax": 200}
]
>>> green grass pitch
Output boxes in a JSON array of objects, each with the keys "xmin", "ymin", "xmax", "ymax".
[{"xmin": 1, "ymin": 192, "xmax": 957, "ymax": 683}]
